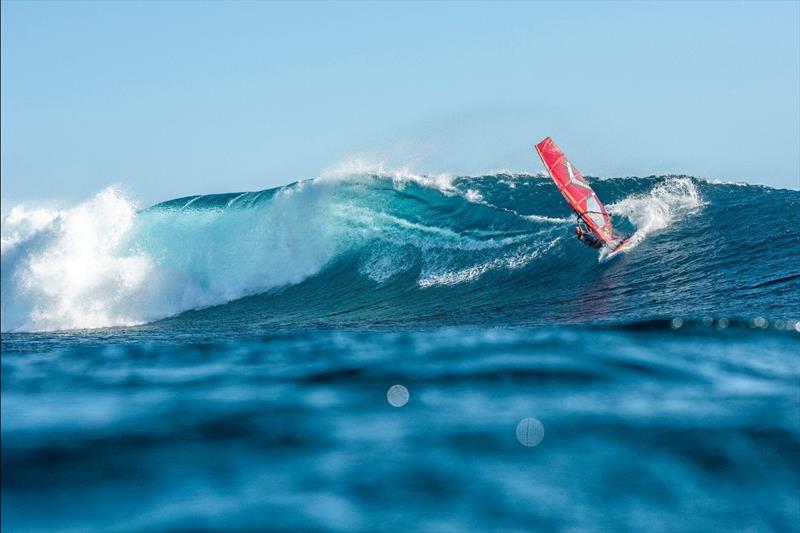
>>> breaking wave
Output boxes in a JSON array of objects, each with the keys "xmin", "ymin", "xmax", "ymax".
[{"xmin": 2, "ymin": 171, "xmax": 798, "ymax": 332}]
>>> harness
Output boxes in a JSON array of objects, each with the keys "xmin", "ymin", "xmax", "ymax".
[{"xmin": 575, "ymin": 215, "xmax": 602, "ymax": 249}]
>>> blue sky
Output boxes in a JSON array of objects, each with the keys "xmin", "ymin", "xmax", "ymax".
[{"xmin": 2, "ymin": 0, "xmax": 798, "ymax": 206}]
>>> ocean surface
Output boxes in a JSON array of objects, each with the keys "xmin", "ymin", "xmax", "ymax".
[{"xmin": 2, "ymin": 172, "xmax": 799, "ymax": 532}]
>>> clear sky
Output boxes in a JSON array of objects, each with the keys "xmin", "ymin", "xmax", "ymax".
[{"xmin": 2, "ymin": 0, "xmax": 799, "ymax": 206}]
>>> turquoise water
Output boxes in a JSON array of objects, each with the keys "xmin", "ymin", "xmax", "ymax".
[{"xmin": 2, "ymin": 173, "xmax": 799, "ymax": 531}]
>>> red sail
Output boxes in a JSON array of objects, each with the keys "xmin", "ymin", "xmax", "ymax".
[{"xmin": 534, "ymin": 137, "xmax": 617, "ymax": 245}]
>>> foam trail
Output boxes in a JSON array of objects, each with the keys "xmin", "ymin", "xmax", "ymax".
[
  {"xmin": 599, "ymin": 177, "xmax": 704, "ymax": 260},
  {"xmin": 608, "ymin": 177, "xmax": 703, "ymax": 234},
  {"xmin": 418, "ymin": 237, "xmax": 561, "ymax": 288},
  {"xmin": 523, "ymin": 214, "xmax": 572, "ymax": 224}
]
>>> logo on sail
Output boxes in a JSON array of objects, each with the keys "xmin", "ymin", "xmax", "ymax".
[{"xmin": 564, "ymin": 161, "xmax": 592, "ymax": 191}]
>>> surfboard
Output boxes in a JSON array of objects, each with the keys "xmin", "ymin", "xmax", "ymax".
[
  {"xmin": 534, "ymin": 137, "xmax": 629, "ymax": 258},
  {"xmin": 598, "ymin": 231, "xmax": 645, "ymax": 263}
]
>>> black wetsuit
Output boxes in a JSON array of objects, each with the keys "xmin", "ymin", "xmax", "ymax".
[{"xmin": 576, "ymin": 227, "xmax": 603, "ymax": 249}]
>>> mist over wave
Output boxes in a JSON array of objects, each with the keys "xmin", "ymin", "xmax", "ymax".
[{"xmin": 2, "ymin": 170, "xmax": 798, "ymax": 332}]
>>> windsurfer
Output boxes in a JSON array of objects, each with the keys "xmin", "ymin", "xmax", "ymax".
[{"xmin": 575, "ymin": 218, "xmax": 603, "ymax": 249}]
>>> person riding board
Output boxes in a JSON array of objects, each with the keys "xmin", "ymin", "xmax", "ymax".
[{"xmin": 575, "ymin": 216, "xmax": 603, "ymax": 249}]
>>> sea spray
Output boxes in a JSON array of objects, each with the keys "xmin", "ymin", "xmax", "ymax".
[{"xmin": 1, "ymin": 189, "xmax": 157, "ymax": 331}]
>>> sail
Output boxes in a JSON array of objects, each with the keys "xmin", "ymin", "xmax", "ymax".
[{"xmin": 534, "ymin": 137, "xmax": 617, "ymax": 245}]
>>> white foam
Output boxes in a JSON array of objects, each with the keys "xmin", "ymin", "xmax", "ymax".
[
  {"xmin": 607, "ymin": 177, "xmax": 703, "ymax": 235},
  {"xmin": 1, "ymin": 183, "xmax": 346, "ymax": 332},
  {"xmin": 354, "ymin": 207, "xmax": 533, "ymax": 284},
  {"xmin": 698, "ymin": 177, "xmax": 750, "ymax": 187},
  {"xmin": 465, "ymin": 189, "xmax": 484, "ymax": 203},
  {"xmin": 522, "ymin": 214, "xmax": 572, "ymax": 224},
  {"xmin": 1, "ymin": 206, "xmax": 60, "ymax": 253},
  {"xmin": 418, "ymin": 237, "xmax": 561, "ymax": 288},
  {"xmin": 319, "ymin": 159, "xmax": 456, "ymax": 193},
  {"xmin": 1, "ymin": 188, "xmax": 157, "ymax": 331}
]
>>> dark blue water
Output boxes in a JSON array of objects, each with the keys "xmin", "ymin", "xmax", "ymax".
[{"xmin": 2, "ymin": 174, "xmax": 799, "ymax": 532}]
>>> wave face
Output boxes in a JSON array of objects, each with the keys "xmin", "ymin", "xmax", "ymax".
[{"xmin": 2, "ymin": 172, "xmax": 799, "ymax": 332}]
